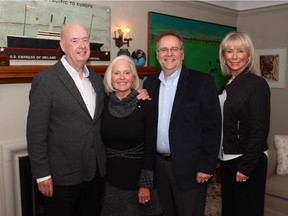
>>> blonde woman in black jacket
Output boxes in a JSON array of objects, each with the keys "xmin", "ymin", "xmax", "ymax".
[{"xmin": 218, "ymin": 32, "xmax": 270, "ymax": 216}]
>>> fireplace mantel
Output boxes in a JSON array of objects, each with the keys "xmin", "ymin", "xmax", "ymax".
[
  {"xmin": 0, "ymin": 65, "xmax": 158, "ymax": 84},
  {"xmin": 0, "ymin": 138, "xmax": 28, "ymax": 216}
]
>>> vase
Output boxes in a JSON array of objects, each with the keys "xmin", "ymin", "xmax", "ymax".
[{"xmin": 117, "ymin": 48, "xmax": 130, "ymax": 57}]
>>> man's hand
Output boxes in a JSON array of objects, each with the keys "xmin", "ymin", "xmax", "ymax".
[
  {"xmin": 196, "ymin": 172, "xmax": 213, "ymax": 183},
  {"xmin": 38, "ymin": 178, "xmax": 53, "ymax": 197},
  {"xmin": 137, "ymin": 89, "xmax": 151, "ymax": 100}
]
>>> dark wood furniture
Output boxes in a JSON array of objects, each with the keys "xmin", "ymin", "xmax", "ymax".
[{"xmin": 0, "ymin": 65, "xmax": 158, "ymax": 84}]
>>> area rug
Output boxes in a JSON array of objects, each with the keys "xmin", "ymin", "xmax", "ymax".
[{"xmin": 205, "ymin": 182, "xmax": 221, "ymax": 216}]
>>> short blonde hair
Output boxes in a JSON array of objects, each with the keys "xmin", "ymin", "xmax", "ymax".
[
  {"xmin": 219, "ymin": 32, "xmax": 258, "ymax": 75},
  {"xmin": 103, "ymin": 55, "xmax": 140, "ymax": 93}
]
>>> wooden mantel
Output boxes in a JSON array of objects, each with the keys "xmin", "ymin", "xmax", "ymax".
[{"xmin": 0, "ymin": 65, "xmax": 158, "ymax": 84}]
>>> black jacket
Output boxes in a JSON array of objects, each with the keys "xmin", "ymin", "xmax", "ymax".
[{"xmin": 223, "ymin": 69, "xmax": 270, "ymax": 176}]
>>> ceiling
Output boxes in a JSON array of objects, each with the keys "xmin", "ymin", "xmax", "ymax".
[{"xmin": 200, "ymin": 0, "xmax": 288, "ymax": 11}]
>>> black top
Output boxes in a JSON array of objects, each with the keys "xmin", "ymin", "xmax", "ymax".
[
  {"xmin": 101, "ymin": 94, "xmax": 157, "ymax": 190},
  {"xmin": 223, "ymin": 69, "xmax": 270, "ymax": 176}
]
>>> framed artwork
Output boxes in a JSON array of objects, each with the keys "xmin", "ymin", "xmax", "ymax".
[
  {"xmin": 0, "ymin": 0, "xmax": 111, "ymax": 62},
  {"xmin": 256, "ymin": 48, "xmax": 287, "ymax": 88},
  {"xmin": 148, "ymin": 12, "xmax": 236, "ymax": 91}
]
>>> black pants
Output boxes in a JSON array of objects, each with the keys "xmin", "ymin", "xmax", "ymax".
[
  {"xmin": 44, "ymin": 168, "xmax": 104, "ymax": 216},
  {"xmin": 220, "ymin": 153, "xmax": 267, "ymax": 216},
  {"xmin": 156, "ymin": 155, "xmax": 207, "ymax": 216}
]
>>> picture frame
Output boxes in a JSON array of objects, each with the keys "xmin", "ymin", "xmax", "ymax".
[
  {"xmin": 0, "ymin": 0, "xmax": 111, "ymax": 62},
  {"xmin": 256, "ymin": 48, "xmax": 287, "ymax": 88},
  {"xmin": 148, "ymin": 12, "xmax": 236, "ymax": 91}
]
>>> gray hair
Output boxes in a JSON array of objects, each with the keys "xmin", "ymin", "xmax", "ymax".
[{"xmin": 103, "ymin": 55, "xmax": 140, "ymax": 93}]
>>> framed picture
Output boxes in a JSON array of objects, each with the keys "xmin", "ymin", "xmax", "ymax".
[
  {"xmin": 0, "ymin": 0, "xmax": 111, "ymax": 62},
  {"xmin": 148, "ymin": 12, "xmax": 236, "ymax": 91},
  {"xmin": 256, "ymin": 48, "xmax": 287, "ymax": 88}
]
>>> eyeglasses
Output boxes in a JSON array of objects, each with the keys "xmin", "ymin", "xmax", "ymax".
[{"xmin": 157, "ymin": 47, "xmax": 183, "ymax": 54}]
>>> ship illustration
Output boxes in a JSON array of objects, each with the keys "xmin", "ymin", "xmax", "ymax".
[{"xmin": 7, "ymin": 13, "xmax": 104, "ymax": 51}]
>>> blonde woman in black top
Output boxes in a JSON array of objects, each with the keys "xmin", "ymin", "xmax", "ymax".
[{"xmin": 218, "ymin": 32, "xmax": 270, "ymax": 216}]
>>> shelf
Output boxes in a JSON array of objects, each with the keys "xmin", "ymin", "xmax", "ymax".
[{"xmin": 0, "ymin": 65, "xmax": 158, "ymax": 84}]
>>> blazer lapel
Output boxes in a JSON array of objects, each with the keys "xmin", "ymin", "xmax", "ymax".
[
  {"xmin": 170, "ymin": 67, "xmax": 189, "ymax": 124},
  {"xmin": 56, "ymin": 62, "xmax": 91, "ymax": 117}
]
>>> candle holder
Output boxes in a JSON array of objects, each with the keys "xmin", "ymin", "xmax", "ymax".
[{"xmin": 113, "ymin": 28, "xmax": 132, "ymax": 48}]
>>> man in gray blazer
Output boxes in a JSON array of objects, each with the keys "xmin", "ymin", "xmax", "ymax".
[
  {"xmin": 27, "ymin": 23, "xmax": 106, "ymax": 216},
  {"xmin": 143, "ymin": 31, "xmax": 221, "ymax": 216}
]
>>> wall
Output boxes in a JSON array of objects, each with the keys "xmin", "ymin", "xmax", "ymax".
[{"xmin": 237, "ymin": 4, "xmax": 288, "ymax": 147}]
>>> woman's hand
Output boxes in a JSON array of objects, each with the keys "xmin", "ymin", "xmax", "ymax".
[
  {"xmin": 138, "ymin": 187, "xmax": 151, "ymax": 205},
  {"xmin": 236, "ymin": 171, "xmax": 249, "ymax": 182}
]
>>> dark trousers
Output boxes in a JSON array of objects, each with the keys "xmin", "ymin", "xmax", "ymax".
[
  {"xmin": 44, "ymin": 168, "xmax": 103, "ymax": 216},
  {"xmin": 156, "ymin": 155, "xmax": 207, "ymax": 216},
  {"xmin": 220, "ymin": 153, "xmax": 267, "ymax": 216}
]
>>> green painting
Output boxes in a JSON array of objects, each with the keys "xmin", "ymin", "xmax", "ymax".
[{"xmin": 148, "ymin": 12, "xmax": 236, "ymax": 90}]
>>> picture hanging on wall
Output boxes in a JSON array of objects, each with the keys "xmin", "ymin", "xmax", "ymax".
[
  {"xmin": 0, "ymin": 0, "xmax": 111, "ymax": 62},
  {"xmin": 148, "ymin": 12, "xmax": 236, "ymax": 91},
  {"xmin": 256, "ymin": 48, "xmax": 287, "ymax": 88}
]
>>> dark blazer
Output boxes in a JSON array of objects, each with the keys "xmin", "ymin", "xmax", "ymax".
[
  {"xmin": 27, "ymin": 60, "xmax": 106, "ymax": 185},
  {"xmin": 143, "ymin": 66, "xmax": 221, "ymax": 190},
  {"xmin": 223, "ymin": 70, "xmax": 270, "ymax": 176}
]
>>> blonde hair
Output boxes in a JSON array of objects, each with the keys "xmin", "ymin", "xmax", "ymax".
[
  {"xmin": 219, "ymin": 32, "xmax": 258, "ymax": 75},
  {"xmin": 103, "ymin": 55, "xmax": 140, "ymax": 93}
]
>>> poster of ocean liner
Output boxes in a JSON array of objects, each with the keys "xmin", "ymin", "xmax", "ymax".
[{"xmin": 0, "ymin": 0, "xmax": 111, "ymax": 61}]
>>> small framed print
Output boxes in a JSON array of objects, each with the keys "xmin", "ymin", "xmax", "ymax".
[{"xmin": 256, "ymin": 48, "xmax": 287, "ymax": 88}]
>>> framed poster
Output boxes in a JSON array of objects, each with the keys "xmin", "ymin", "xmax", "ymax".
[
  {"xmin": 148, "ymin": 12, "xmax": 236, "ymax": 90},
  {"xmin": 256, "ymin": 48, "xmax": 287, "ymax": 88},
  {"xmin": 0, "ymin": 0, "xmax": 111, "ymax": 61}
]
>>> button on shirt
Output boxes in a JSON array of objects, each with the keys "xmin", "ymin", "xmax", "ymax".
[{"xmin": 157, "ymin": 68, "xmax": 181, "ymax": 154}]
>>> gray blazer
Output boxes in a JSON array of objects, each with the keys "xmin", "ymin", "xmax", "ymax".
[{"xmin": 27, "ymin": 60, "xmax": 106, "ymax": 185}]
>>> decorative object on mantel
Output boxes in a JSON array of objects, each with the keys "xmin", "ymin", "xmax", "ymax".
[
  {"xmin": 117, "ymin": 48, "xmax": 130, "ymax": 57},
  {"xmin": 131, "ymin": 49, "xmax": 146, "ymax": 66},
  {"xmin": 0, "ymin": 47, "xmax": 10, "ymax": 66},
  {"xmin": 113, "ymin": 26, "xmax": 132, "ymax": 56},
  {"xmin": 113, "ymin": 26, "xmax": 132, "ymax": 48}
]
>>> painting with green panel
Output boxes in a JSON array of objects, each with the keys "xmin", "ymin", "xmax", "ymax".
[{"xmin": 148, "ymin": 12, "xmax": 236, "ymax": 91}]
